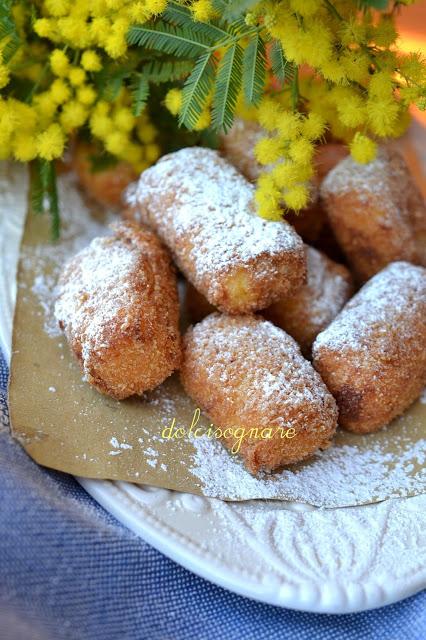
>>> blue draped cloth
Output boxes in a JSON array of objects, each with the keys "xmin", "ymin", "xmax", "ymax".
[{"xmin": 0, "ymin": 349, "xmax": 424, "ymax": 640}]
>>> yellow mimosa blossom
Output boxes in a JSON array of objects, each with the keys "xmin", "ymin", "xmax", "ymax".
[
  {"xmin": 13, "ymin": 135, "xmax": 38, "ymax": 162},
  {"xmin": 349, "ymin": 133, "xmax": 377, "ymax": 164},
  {"xmin": 81, "ymin": 51, "xmax": 102, "ymax": 72},
  {"xmin": 145, "ymin": 143, "xmax": 161, "ymax": 162},
  {"xmin": 50, "ymin": 79, "xmax": 71, "ymax": 105},
  {"xmin": 0, "ymin": 66, "xmax": 10, "ymax": 89},
  {"xmin": 137, "ymin": 122, "xmax": 157, "ymax": 143},
  {"xmin": 193, "ymin": 109, "xmax": 211, "ymax": 131},
  {"xmin": 105, "ymin": 130, "xmax": 129, "ymax": 155},
  {"xmin": 68, "ymin": 67, "xmax": 86, "ymax": 87},
  {"xmin": 283, "ymin": 185, "xmax": 309, "ymax": 211},
  {"xmin": 60, "ymin": 101, "xmax": 88, "ymax": 132},
  {"xmin": 113, "ymin": 107, "xmax": 134, "ymax": 132},
  {"xmin": 34, "ymin": 19, "xmax": 54, "ymax": 39},
  {"xmin": 77, "ymin": 85, "xmax": 97, "ymax": 105},
  {"xmin": 0, "ymin": 0, "xmax": 423, "ymax": 225},
  {"xmin": 37, "ymin": 124, "xmax": 65, "ymax": 160},
  {"xmin": 288, "ymin": 138, "xmax": 314, "ymax": 164},
  {"xmin": 257, "ymin": 97, "xmax": 282, "ymax": 131},
  {"xmin": 191, "ymin": 0, "xmax": 216, "ymax": 22},
  {"xmin": 164, "ymin": 89, "xmax": 182, "ymax": 116},
  {"xmin": 145, "ymin": 0, "xmax": 167, "ymax": 14},
  {"xmin": 44, "ymin": 0, "xmax": 70, "ymax": 17},
  {"xmin": 289, "ymin": 0, "xmax": 320, "ymax": 18},
  {"xmin": 254, "ymin": 138, "xmax": 282, "ymax": 165},
  {"xmin": 50, "ymin": 49, "xmax": 70, "ymax": 77}
]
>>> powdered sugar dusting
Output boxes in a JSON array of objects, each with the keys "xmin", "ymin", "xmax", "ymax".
[
  {"xmin": 303, "ymin": 247, "xmax": 351, "ymax": 329},
  {"xmin": 186, "ymin": 314, "xmax": 336, "ymax": 433},
  {"xmin": 129, "ymin": 146, "xmax": 304, "ymax": 282},
  {"xmin": 18, "ymin": 164, "xmax": 426, "ymax": 508},
  {"xmin": 321, "ymin": 146, "xmax": 404, "ymax": 203},
  {"xmin": 23, "ymin": 172, "xmax": 114, "ymax": 338},
  {"xmin": 189, "ymin": 426, "xmax": 426, "ymax": 507},
  {"xmin": 54, "ymin": 234, "xmax": 139, "ymax": 364},
  {"xmin": 313, "ymin": 261, "xmax": 426, "ymax": 354}
]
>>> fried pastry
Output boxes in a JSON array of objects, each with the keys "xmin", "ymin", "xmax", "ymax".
[
  {"xmin": 264, "ymin": 246, "xmax": 353, "ymax": 356},
  {"xmin": 220, "ymin": 118, "xmax": 325, "ymax": 244},
  {"xmin": 312, "ymin": 261, "xmax": 426, "ymax": 433},
  {"xmin": 314, "ymin": 143, "xmax": 349, "ymax": 181},
  {"xmin": 320, "ymin": 146, "xmax": 425, "ymax": 281},
  {"xmin": 181, "ymin": 313, "xmax": 338, "ymax": 474},
  {"xmin": 219, "ymin": 118, "xmax": 264, "ymax": 182},
  {"xmin": 55, "ymin": 221, "xmax": 181, "ymax": 399},
  {"xmin": 126, "ymin": 147, "xmax": 306, "ymax": 314},
  {"xmin": 72, "ymin": 142, "xmax": 137, "ymax": 208}
]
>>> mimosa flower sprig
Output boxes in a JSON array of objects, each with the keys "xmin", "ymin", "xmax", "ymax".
[{"xmin": 0, "ymin": 0, "xmax": 425, "ymax": 236}]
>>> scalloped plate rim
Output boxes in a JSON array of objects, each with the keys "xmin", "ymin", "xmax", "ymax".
[
  {"xmin": 76, "ymin": 478, "xmax": 426, "ymax": 614},
  {"xmin": 1, "ymin": 161, "xmax": 425, "ymax": 615}
]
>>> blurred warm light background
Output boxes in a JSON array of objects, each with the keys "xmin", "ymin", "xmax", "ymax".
[
  {"xmin": 396, "ymin": 1, "xmax": 426, "ymax": 125},
  {"xmin": 394, "ymin": 1, "xmax": 426, "ymax": 192}
]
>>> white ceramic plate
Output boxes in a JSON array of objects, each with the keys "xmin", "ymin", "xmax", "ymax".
[{"xmin": 1, "ymin": 161, "xmax": 425, "ymax": 615}]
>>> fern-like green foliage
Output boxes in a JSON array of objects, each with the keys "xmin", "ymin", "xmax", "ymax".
[
  {"xmin": 270, "ymin": 40, "xmax": 292, "ymax": 88},
  {"xmin": 180, "ymin": 52, "xmax": 216, "ymax": 129},
  {"xmin": 131, "ymin": 73, "xmax": 150, "ymax": 116},
  {"xmin": 127, "ymin": 21, "xmax": 211, "ymax": 58},
  {"xmin": 212, "ymin": 43, "xmax": 243, "ymax": 132},
  {"xmin": 0, "ymin": 0, "xmax": 20, "ymax": 63},
  {"xmin": 141, "ymin": 59, "xmax": 195, "ymax": 83},
  {"xmin": 95, "ymin": 64, "xmax": 132, "ymax": 101},
  {"xmin": 164, "ymin": 3, "xmax": 228, "ymax": 42},
  {"xmin": 128, "ymin": 3, "xmax": 274, "ymax": 133},
  {"xmin": 243, "ymin": 33, "xmax": 266, "ymax": 106}
]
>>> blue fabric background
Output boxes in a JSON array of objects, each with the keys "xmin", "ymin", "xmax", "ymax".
[{"xmin": 0, "ymin": 349, "xmax": 424, "ymax": 640}]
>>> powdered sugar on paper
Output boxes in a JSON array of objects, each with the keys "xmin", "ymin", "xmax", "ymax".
[
  {"xmin": 189, "ymin": 424, "xmax": 426, "ymax": 507},
  {"xmin": 23, "ymin": 172, "xmax": 114, "ymax": 338}
]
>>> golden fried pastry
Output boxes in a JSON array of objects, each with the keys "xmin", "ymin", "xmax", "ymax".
[
  {"xmin": 219, "ymin": 118, "xmax": 264, "ymax": 182},
  {"xmin": 314, "ymin": 143, "xmax": 349, "ymax": 181},
  {"xmin": 264, "ymin": 246, "xmax": 353, "ymax": 356},
  {"xmin": 72, "ymin": 142, "xmax": 137, "ymax": 208},
  {"xmin": 406, "ymin": 171, "xmax": 426, "ymax": 266},
  {"xmin": 126, "ymin": 147, "xmax": 306, "ymax": 314},
  {"xmin": 185, "ymin": 244, "xmax": 353, "ymax": 354},
  {"xmin": 55, "ymin": 221, "xmax": 181, "ymax": 399},
  {"xmin": 220, "ymin": 118, "xmax": 325, "ymax": 244},
  {"xmin": 181, "ymin": 314, "xmax": 338, "ymax": 474},
  {"xmin": 320, "ymin": 146, "xmax": 425, "ymax": 281},
  {"xmin": 313, "ymin": 261, "xmax": 426, "ymax": 434},
  {"xmin": 287, "ymin": 144, "xmax": 350, "ymax": 243}
]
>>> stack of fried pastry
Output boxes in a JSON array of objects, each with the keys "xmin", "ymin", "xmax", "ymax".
[{"xmin": 56, "ymin": 130, "xmax": 426, "ymax": 475}]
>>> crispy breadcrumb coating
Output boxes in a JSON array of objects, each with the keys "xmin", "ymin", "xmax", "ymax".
[
  {"xmin": 220, "ymin": 118, "xmax": 326, "ymax": 244},
  {"xmin": 181, "ymin": 313, "xmax": 338, "ymax": 474},
  {"xmin": 125, "ymin": 147, "xmax": 306, "ymax": 314},
  {"xmin": 313, "ymin": 261, "xmax": 426, "ymax": 433},
  {"xmin": 321, "ymin": 146, "xmax": 425, "ymax": 281},
  {"xmin": 55, "ymin": 221, "xmax": 181, "ymax": 399},
  {"xmin": 72, "ymin": 142, "xmax": 137, "ymax": 208},
  {"xmin": 264, "ymin": 246, "xmax": 353, "ymax": 356}
]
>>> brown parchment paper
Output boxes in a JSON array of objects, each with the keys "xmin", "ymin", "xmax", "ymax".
[{"xmin": 7, "ymin": 137, "xmax": 426, "ymax": 508}]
